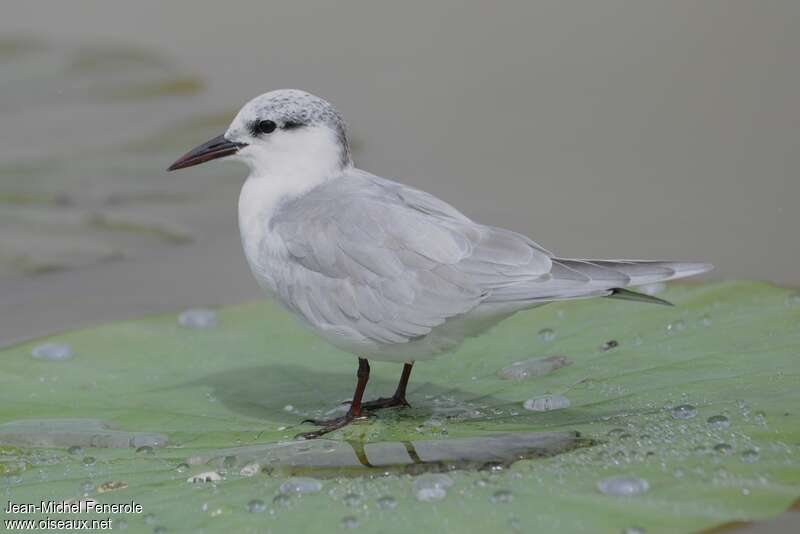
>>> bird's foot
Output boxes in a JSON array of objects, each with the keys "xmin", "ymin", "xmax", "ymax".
[
  {"xmin": 296, "ymin": 412, "xmax": 367, "ymax": 440},
  {"xmin": 361, "ymin": 396, "xmax": 410, "ymax": 411}
]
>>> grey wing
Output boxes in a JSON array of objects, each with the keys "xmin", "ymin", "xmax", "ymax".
[{"xmin": 270, "ymin": 173, "xmax": 553, "ymax": 345}]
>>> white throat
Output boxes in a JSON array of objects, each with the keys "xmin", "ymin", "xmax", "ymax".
[
  {"xmin": 238, "ymin": 125, "xmax": 348, "ymax": 217},
  {"xmin": 236, "ymin": 125, "xmax": 350, "ymax": 280}
]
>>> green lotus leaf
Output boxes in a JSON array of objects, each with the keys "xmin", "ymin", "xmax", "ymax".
[{"xmin": 0, "ymin": 281, "xmax": 798, "ymax": 533}]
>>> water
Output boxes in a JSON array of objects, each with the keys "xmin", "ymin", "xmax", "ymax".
[
  {"xmin": 413, "ymin": 473, "xmax": 453, "ymax": 502},
  {"xmin": 490, "ymin": 489, "xmax": 513, "ymax": 503},
  {"xmin": 188, "ymin": 432, "xmax": 586, "ymax": 477},
  {"xmin": 272, "ymin": 494, "xmax": 291, "ymax": 507},
  {"xmin": 670, "ymin": 404, "xmax": 697, "ymax": 420},
  {"xmin": 666, "ymin": 320, "xmax": 687, "ymax": 334},
  {"xmin": 246, "ymin": 499, "xmax": 266, "ymax": 513},
  {"xmin": 31, "ymin": 342, "xmax": 73, "ymax": 361},
  {"xmin": 740, "ymin": 449, "xmax": 759, "ymax": 463},
  {"xmin": 713, "ymin": 443, "xmax": 733, "ymax": 455},
  {"xmin": 376, "ymin": 496, "xmax": 397, "ymax": 510},
  {"xmin": 706, "ymin": 415, "xmax": 730, "ymax": 429},
  {"xmin": 497, "ymin": 355, "xmax": 572, "ymax": 380},
  {"xmin": 415, "ymin": 487, "xmax": 447, "ymax": 502},
  {"xmin": 80, "ymin": 481, "xmax": 94, "ymax": 495},
  {"xmin": 523, "ymin": 395, "xmax": 571, "ymax": 412},
  {"xmin": 0, "ymin": 418, "xmax": 168, "ymax": 449},
  {"xmin": 279, "ymin": 477, "xmax": 322, "ymax": 494},
  {"xmin": 178, "ymin": 308, "xmax": 217, "ymax": 329},
  {"xmin": 596, "ymin": 475, "xmax": 650, "ymax": 496},
  {"xmin": 412, "ymin": 473, "xmax": 454, "ymax": 491},
  {"xmin": 2, "ymin": 1, "xmax": 800, "ymax": 352},
  {"xmin": 343, "ymin": 493, "xmax": 362, "ymax": 507},
  {"xmin": 136, "ymin": 445, "xmax": 155, "ymax": 455},
  {"xmin": 600, "ymin": 340, "xmax": 619, "ymax": 351},
  {"xmin": 538, "ymin": 328, "xmax": 556, "ymax": 342},
  {"xmin": 341, "ymin": 516, "xmax": 360, "ymax": 529}
]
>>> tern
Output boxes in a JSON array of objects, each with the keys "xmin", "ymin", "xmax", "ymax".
[{"xmin": 168, "ymin": 89, "xmax": 712, "ymax": 438}]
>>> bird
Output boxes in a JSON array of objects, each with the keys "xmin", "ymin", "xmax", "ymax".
[{"xmin": 168, "ymin": 89, "xmax": 712, "ymax": 438}]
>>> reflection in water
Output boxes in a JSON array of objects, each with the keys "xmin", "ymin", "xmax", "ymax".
[
  {"xmin": 188, "ymin": 431, "xmax": 591, "ymax": 477},
  {"xmin": 0, "ymin": 418, "xmax": 168, "ymax": 449}
]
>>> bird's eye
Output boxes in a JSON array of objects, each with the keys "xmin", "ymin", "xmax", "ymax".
[{"xmin": 256, "ymin": 120, "xmax": 277, "ymax": 134}]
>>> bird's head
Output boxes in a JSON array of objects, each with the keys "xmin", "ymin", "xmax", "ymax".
[{"xmin": 168, "ymin": 89, "xmax": 351, "ymax": 177}]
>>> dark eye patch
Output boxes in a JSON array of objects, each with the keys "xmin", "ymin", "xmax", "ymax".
[
  {"xmin": 283, "ymin": 121, "xmax": 304, "ymax": 130},
  {"xmin": 250, "ymin": 119, "xmax": 277, "ymax": 136}
]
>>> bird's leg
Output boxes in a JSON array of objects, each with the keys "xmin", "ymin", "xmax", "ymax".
[
  {"xmin": 297, "ymin": 358, "xmax": 370, "ymax": 439},
  {"xmin": 361, "ymin": 362, "xmax": 413, "ymax": 411}
]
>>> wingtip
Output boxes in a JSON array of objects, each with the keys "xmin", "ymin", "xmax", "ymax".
[{"xmin": 608, "ymin": 287, "xmax": 675, "ymax": 307}]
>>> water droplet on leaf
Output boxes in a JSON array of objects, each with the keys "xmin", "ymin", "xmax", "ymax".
[
  {"xmin": 713, "ymin": 443, "xmax": 733, "ymax": 455},
  {"xmin": 415, "ymin": 487, "xmax": 447, "ymax": 502},
  {"xmin": 178, "ymin": 308, "xmax": 217, "ymax": 329},
  {"xmin": 706, "ymin": 415, "xmax": 730, "ymax": 429},
  {"xmin": 671, "ymin": 404, "xmax": 697, "ymax": 420},
  {"xmin": 497, "ymin": 355, "xmax": 572, "ymax": 380},
  {"xmin": 247, "ymin": 499, "xmax": 266, "ymax": 513},
  {"xmin": 596, "ymin": 475, "xmax": 650, "ymax": 496},
  {"xmin": 376, "ymin": 495, "xmax": 397, "ymax": 510},
  {"xmin": 538, "ymin": 328, "xmax": 556, "ymax": 342},
  {"xmin": 601, "ymin": 340, "xmax": 619, "ymax": 351},
  {"xmin": 279, "ymin": 477, "xmax": 322, "ymax": 494},
  {"xmin": 490, "ymin": 489, "xmax": 513, "ymax": 503},
  {"xmin": 666, "ymin": 320, "xmax": 686, "ymax": 334},
  {"xmin": 272, "ymin": 494, "xmax": 291, "ymax": 507},
  {"xmin": 343, "ymin": 493, "xmax": 361, "ymax": 507},
  {"xmin": 341, "ymin": 516, "xmax": 360, "ymax": 529},
  {"xmin": 740, "ymin": 449, "xmax": 759, "ymax": 463},
  {"xmin": 31, "ymin": 342, "xmax": 73, "ymax": 361}
]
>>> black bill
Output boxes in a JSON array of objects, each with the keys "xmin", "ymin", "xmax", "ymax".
[{"xmin": 167, "ymin": 134, "xmax": 245, "ymax": 171}]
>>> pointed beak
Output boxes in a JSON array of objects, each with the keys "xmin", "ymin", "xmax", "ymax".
[{"xmin": 167, "ymin": 134, "xmax": 246, "ymax": 171}]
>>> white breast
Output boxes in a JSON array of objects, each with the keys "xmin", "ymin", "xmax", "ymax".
[{"xmin": 236, "ymin": 127, "xmax": 348, "ymax": 295}]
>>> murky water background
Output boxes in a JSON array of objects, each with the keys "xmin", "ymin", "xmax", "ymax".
[{"xmin": 1, "ymin": 1, "xmax": 798, "ymax": 345}]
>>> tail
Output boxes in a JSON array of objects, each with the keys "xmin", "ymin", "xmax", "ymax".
[
  {"xmin": 559, "ymin": 259, "xmax": 713, "ymax": 306},
  {"xmin": 485, "ymin": 259, "xmax": 713, "ymax": 305}
]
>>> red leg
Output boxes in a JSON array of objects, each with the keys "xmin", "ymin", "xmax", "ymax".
[
  {"xmin": 297, "ymin": 358, "xmax": 370, "ymax": 439},
  {"xmin": 362, "ymin": 362, "xmax": 413, "ymax": 411}
]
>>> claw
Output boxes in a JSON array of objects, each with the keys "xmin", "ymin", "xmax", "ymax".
[
  {"xmin": 361, "ymin": 396, "xmax": 411, "ymax": 411},
  {"xmin": 295, "ymin": 413, "xmax": 357, "ymax": 439}
]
